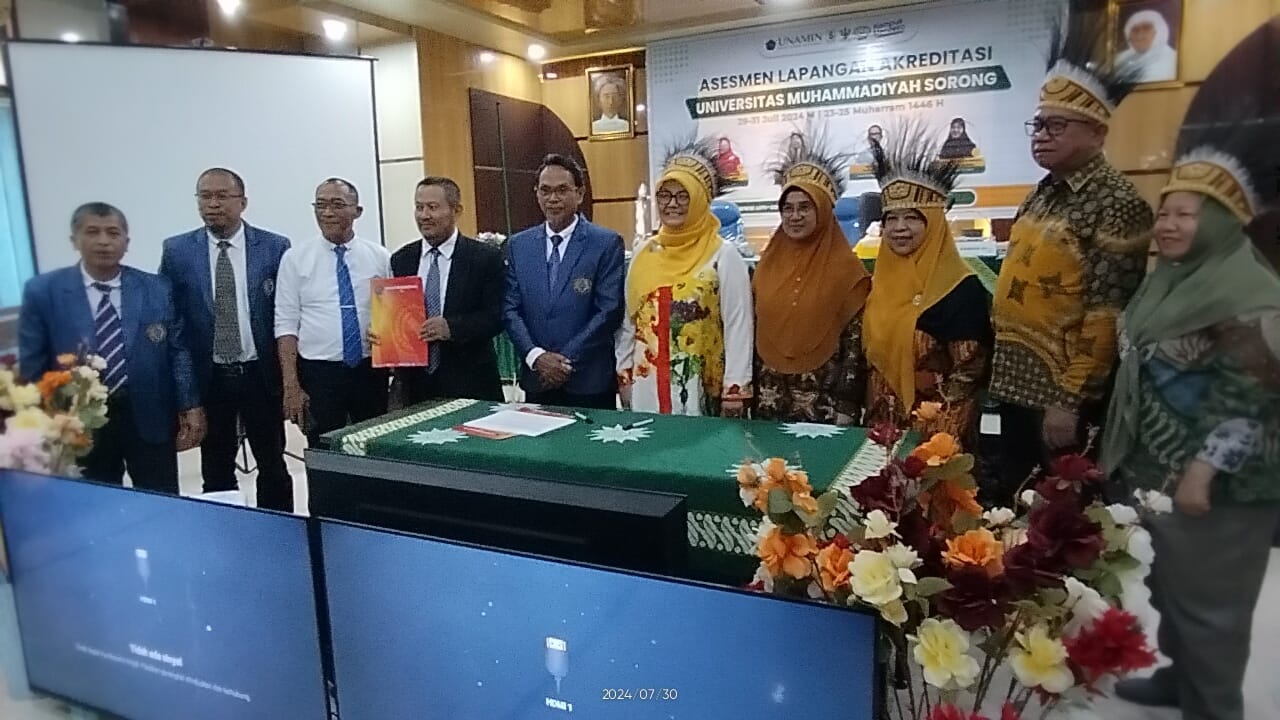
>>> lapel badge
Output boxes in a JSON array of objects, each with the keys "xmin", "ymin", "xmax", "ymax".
[
  {"xmin": 146, "ymin": 323, "xmax": 167, "ymax": 344},
  {"xmin": 262, "ymin": 278, "xmax": 275, "ymax": 295},
  {"xmin": 573, "ymin": 277, "xmax": 592, "ymax": 295}
]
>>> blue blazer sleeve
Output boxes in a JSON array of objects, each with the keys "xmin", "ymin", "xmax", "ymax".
[
  {"xmin": 159, "ymin": 276, "xmax": 199, "ymax": 411},
  {"xmin": 17, "ymin": 277, "xmax": 51, "ymax": 382},
  {"xmin": 503, "ymin": 232, "xmax": 539, "ymax": 361},
  {"xmin": 560, "ymin": 229, "xmax": 626, "ymax": 362}
]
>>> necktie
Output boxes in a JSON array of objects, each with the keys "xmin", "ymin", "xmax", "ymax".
[
  {"xmin": 212, "ymin": 240, "xmax": 242, "ymax": 361},
  {"xmin": 93, "ymin": 282, "xmax": 128, "ymax": 394},
  {"xmin": 548, "ymin": 235, "xmax": 564, "ymax": 293},
  {"xmin": 424, "ymin": 247, "xmax": 442, "ymax": 373},
  {"xmin": 334, "ymin": 245, "xmax": 363, "ymax": 367}
]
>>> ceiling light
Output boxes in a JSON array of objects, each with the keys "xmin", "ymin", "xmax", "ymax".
[
  {"xmin": 526, "ymin": 44, "xmax": 546, "ymax": 61},
  {"xmin": 635, "ymin": 103, "xmax": 646, "ymax": 113},
  {"xmin": 322, "ymin": 19, "xmax": 349, "ymax": 42},
  {"xmin": 479, "ymin": 51, "xmax": 496, "ymax": 64},
  {"xmin": 544, "ymin": 71, "xmax": 559, "ymax": 80},
  {"xmin": 60, "ymin": 31, "xmax": 82, "ymax": 43},
  {"xmin": 216, "ymin": 0, "xmax": 242, "ymax": 16}
]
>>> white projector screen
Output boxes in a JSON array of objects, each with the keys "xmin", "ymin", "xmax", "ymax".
[{"xmin": 6, "ymin": 41, "xmax": 383, "ymax": 274}]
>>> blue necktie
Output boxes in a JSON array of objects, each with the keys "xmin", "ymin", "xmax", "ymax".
[
  {"xmin": 93, "ymin": 282, "xmax": 128, "ymax": 394},
  {"xmin": 548, "ymin": 235, "xmax": 564, "ymax": 293},
  {"xmin": 424, "ymin": 247, "xmax": 442, "ymax": 373},
  {"xmin": 334, "ymin": 245, "xmax": 363, "ymax": 367}
]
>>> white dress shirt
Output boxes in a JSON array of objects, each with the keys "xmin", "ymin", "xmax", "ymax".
[
  {"xmin": 525, "ymin": 216, "xmax": 580, "ymax": 369},
  {"xmin": 273, "ymin": 235, "xmax": 391, "ymax": 362},
  {"xmin": 418, "ymin": 228, "xmax": 459, "ymax": 314},
  {"xmin": 207, "ymin": 224, "xmax": 258, "ymax": 362},
  {"xmin": 81, "ymin": 264, "xmax": 122, "ymax": 317},
  {"xmin": 592, "ymin": 115, "xmax": 629, "ymax": 134}
]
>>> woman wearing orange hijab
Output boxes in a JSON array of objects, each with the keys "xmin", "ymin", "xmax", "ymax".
[
  {"xmin": 754, "ymin": 128, "xmax": 871, "ymax": 424},
  {"xmin": 863, "ymin": 125, "xmax": 992, "ymax": 446}
]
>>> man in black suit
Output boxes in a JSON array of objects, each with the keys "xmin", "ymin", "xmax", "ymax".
[{"xmin": 383, "ymin": 176, "xmax": 504, "ymax": 404}]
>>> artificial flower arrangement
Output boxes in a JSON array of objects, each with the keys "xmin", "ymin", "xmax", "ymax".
[
  {"xmin": 737, "ymin": 416, "xmax": 1161, "ymax": 719},
  {"xmin": 475, "ymin": 231, "xmax": 507, "ymax": 248},
  {"xmin": 0, "ymin": 353, "xmax": 109, "ymax": 475}
]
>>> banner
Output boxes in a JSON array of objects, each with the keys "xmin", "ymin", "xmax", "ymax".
[{"xmin": 646, "ymin": 0, "xmax": 1057, "ymax": 216}]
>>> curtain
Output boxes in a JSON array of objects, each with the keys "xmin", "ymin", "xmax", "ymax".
[{"xmin": 0, "ymin": 98, "xmax": 34, "ymax": 308}]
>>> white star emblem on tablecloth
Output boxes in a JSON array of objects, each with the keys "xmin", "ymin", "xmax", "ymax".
[
  {"xmin": 589, "ymin": 425, "xmax": 652, "ymax": 444},
  {"xmin": 407, "ymin": 428, "xmax": 467, "ymax": 445},
  {"xmin": 780, "ymin": 422, "xmax": 846, "ymax": 439}
]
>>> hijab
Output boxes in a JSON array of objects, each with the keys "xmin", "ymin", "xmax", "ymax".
[
  {"xmin": 939, "ymin": 119, "xmax": 977, "ymax": 159},
  {"xmin": 863, "ymin": 206, "xmax": 975, "ymax": 410},
  {"xmin": 1102, "ymin": 196, "xmax": 1280, "ymax": 472},
  {"xmin": 626, "ymin": 168, "xmax": 722, "ymax": 315},
  {"xmin": 754, "ymin": 182, "xmax": 870, "ymax": 374}
]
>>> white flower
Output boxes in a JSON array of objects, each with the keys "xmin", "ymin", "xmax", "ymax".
[
  {"xmin": 1062, "ymin": 576, "xmax": 1110, "ymax": 636},
  {"xmin": 1106, "ymin": 504, "xmax": 1140, "ymax": 526},
  {"xmin": 806, "ymin": 581, "xmax": 824, "ymax": 599},
  {"xmin": 848, "ymin": 550, "xmax": 903, "ymax": 607},
  {"xmin": 862, "ymin": 509, "xmax": 900, "ymax": 540},
  {"xmin": 87, "ymin": 383, "xmax": 109, "ymax": 402},
  {"xmin": 87, "ymin": 354, "xmax": 108, "ymax": 371},
  {"xmin": 1020, "ymin": 489, "xmax": 1039, "ymax": 507},
  {"xmin": 982, "ymin": 507, "xmax": 1016, "ymax": 527},
  {"xmin": 1125, "ymin": 526, "xmax": 1155, "ymax": 567},
  {"xmin": 751, "ymin": 563, "xmax": 774, "ymax": 593},
  {"xmin": 912, "ymin": 618, "xmax": 980, "ymax": 690},
  {"xmin": 1010, "ymin": 625, "xmax": 1075, "ymax": 694},
  {"xmin": 7, "ymin": 383, "xmax": 42, "ymax": 411},
  {"xmin": 884, "ymin": 543, "xmax": 921, "ymax": 570},
  {"xmin": 755, "ymin": 517, "xmax": 778, "ymax": 545},
  {"xmin": 1133, "ymin": 489, "xmax": 1173, "ymax": 514},
  {"xmin": 75, "ymin": 365, "xmax": 98, "ymax": 381}
]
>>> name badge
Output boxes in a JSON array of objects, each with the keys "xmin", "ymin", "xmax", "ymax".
[
  {"xmin": 146, "ymin": 323, "xmax": 167, "ymax": 344},
  {"xmin": 262, "ymin": 278, "xmax": 275, "ymax": 296},
  {"xmin": 573, "ymin": 278, "xmax": 592, "ymax": 295}
]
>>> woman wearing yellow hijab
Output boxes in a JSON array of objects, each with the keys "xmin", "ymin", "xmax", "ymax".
[
  {"xmin": 754, "ymin": 127, "xmax": 871, "ymax": 424},
  {"xmin": 617, "ymin": 137, "xmax": 753, "ymax": 416},
  {"xmin": 863, "ymin": 125, "xmax": 992, "ymax": 446}
]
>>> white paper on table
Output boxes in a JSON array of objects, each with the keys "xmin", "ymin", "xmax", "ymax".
[{"xmin": 463, "ymin": 410, "xmax": 576, "ymax": 438}]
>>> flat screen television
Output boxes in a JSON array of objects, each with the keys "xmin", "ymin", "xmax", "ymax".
[
  {"xmin": 306, "ymin": 449, "xmax": 689, "ymax": 578},
  {"xmin": 318, "ymin": 519, "xmax": 882, "ymax": 719},
  {"xmin": 0, "ymin": 470, "xmax": 329, "ymax": 720}
]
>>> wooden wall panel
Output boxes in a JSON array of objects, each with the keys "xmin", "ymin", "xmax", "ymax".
[
  {"xmin": 579, "ymin": 136, "xmax": 648, "ymax": 199},
  {"xmin": 591, "ymin": 200, "xmax": 637, "ymax": 245},
  {"xmin": 542, "ymin": 77, "xmax": 589, "ymax": 138},
  {"xmin": 1108, "ymin": 86, "xmax": 1197, "ymax": 172},
  {"xmin": 1179, "ymin": 0, "xmax": 1276, "ymax": 81},
  {"xmin": 1126, "ymin": 173, "xmax": 1170, "ymax": 211}
]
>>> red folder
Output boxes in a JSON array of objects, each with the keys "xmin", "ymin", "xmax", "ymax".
[{"xmin": 370, "ymin": 277, "xmax": 428, "ymax": 368}]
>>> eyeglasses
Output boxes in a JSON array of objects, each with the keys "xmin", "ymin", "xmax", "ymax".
[
  {"xmin": 195, "ymin": 192, "xmax": 243, "ymax": 203},
  {"xmin": 1024, "ymin": 117, "xmax": 1093, "ymax": 137},
  {"xmin": 536, "ymin": 185, "xmax": 577, "ymax": 199},
  {"xmin": 781, "ymin": 203, "xmax": 815, "ymax": 217},
  {"xmin": 655, "ymin": 191, "xmax": 691, "ymax": 207},
  {"xmin": 313, "ymin": 200, "xmax": 355, "ymax": 212}
]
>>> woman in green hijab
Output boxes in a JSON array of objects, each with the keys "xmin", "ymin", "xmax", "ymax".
[{"xmin": 1102, "ymin": 149, "xmax": 1280, "ymax": 720}]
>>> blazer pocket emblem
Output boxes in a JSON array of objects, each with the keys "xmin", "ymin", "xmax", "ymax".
[
  {"xmin": 262, "ymin": 278, "xmax": 275, "ymax": 295},
  {"xmin": 573, "ymin": 277, "xmax": 592, "ymax": 295},
  {"xmin": 146, "ymin": 323, "xmax": 167, "ymax": 344}
]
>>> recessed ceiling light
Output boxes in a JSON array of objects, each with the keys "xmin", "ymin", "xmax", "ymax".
[
  {"xmin": 635, "ymin": 103, "xmax": 646, "ymax": 113},
  {"xmin": 216, "ymin": 0, "xmax": 242, "ymax": 16},
  {"xmin": 544, "ymin": 71, "xmax": 559, "ymax": 80},
  {"xmin": 479, "ymin": 51, "xmax": 496, "ymax": 64},
  {"xmin": 60, "ymin": 32, "xmax": 82, "ymax": 43},
  {"xmin": 322, "ymin": 19, "xmax": 349, "ymax": 42},
  {"xmin": 527, "ymin": 44, "xmax": 547, "ymax": 61}
]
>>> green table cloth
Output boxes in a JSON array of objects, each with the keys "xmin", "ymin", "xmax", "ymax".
[{"xmin": 327, "ymin": 399, "xmax": 895, "ymax": 583}]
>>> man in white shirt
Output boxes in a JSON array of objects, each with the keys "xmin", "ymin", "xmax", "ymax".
[
  {"xmin": 274, "ymin": 178, "xmax": 391, "ymax": 447},
  {"xmin": 591, "ymin": 74, "xmax": 631, "ymax": 135},
  {"xmin": 160, "ymin": 168, "xmax": 294, "ymax": 510}
]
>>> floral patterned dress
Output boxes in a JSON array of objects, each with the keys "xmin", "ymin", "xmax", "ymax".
[
  {"xmin": 616, "ymin": 242, "xmax": 754, "ymax": 416},
  {"xmin": 754, "ymin": 316, "xmax": 866, "ymax": 424}
]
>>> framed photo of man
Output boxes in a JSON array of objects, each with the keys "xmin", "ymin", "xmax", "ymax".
[
  {"xmin": 1112, "ymin": 0, "xmax": 1183, "ymax": 84},
  {"xmin": 587, "ymin": 65, "xmax": 635, "ymax": 140}
]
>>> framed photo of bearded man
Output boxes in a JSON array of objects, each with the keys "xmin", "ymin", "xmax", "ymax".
[{"xmin": 1112, "ymin": 0, "xmax": 1183, "ymax": 85}]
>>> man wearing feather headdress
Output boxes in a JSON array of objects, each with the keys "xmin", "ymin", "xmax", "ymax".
[{"xmin": 989, "ymin": 1, "xmax": 1153, "ymax": 502}]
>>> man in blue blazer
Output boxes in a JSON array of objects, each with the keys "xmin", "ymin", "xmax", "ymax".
[
  {"xmin": 159, "ymin": 168, "xmax": 293, "ymax": 511},
  {"xmin": 503, "ymin": 154, "xmax": 625, "ymax": 409},
  {"xmin": 19, "ymin": 202, "xmax": 203, "ymax": 493}
]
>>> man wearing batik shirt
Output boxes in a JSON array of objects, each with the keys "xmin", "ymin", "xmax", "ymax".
[{"xmin": 989, "ymin": 6, "xmax": 1152, "ymax": 503}]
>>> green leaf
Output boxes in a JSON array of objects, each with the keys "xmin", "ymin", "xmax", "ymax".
[
  {"xmin": 1039, "ymin": 587, "xmax": 1068, "ymax": 607},
  {"xmin": 1095, "ymin": 573, "xmax": 1123, "ymax": 599},
  {"xmin": 766, "ymin": 488, "xmax": 794, "ymax": 515},
  {"xmin": 922, "ymin": 453, "xmax": 976, "ymax": 481},
  {"xmin": 914, "ymin": 576, "xmax": 953, "ymax": 597},
  {"xmin": 816, "ymin": 490, "xmax": 839, "ymax": 517},
  {"xmin": 1085, "ymin": 505, "xmax": 1114, "ymax": 528},
  {"xmin": 775, "ymin": 511, "xmax": 808, "ymax": 535},
  {"xmin": 950, "ymin": 510, "xmax": 981, "ymax": 533},
  {"xmin": 1109, "ymin": 555, "xmax": 1142, "ymax": 572}
]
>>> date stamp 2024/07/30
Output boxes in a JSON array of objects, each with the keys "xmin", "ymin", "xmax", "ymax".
[{"xmin": 600, "ymin": 688, "xmax": 680, "ymax": 702}]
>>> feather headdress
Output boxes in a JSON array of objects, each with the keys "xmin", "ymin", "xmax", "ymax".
[
  {"xmin": 765, "ymin": 123, "xmax": 852, "ymax": 204},
  {"xmin": 872, "ymin": 120, "xmax": 961, "ymax": 213},
  {"xmin": 1039, "ymin": 0, "xmax": 1143, "ymax": 125},
  {"xmin": 659, "ymin": 134, "xmax": 731, "ymax": 199}
]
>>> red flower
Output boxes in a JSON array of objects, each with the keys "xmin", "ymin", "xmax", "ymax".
[
  {"xmin": 1000, "ymin": 702, "xmax": 1021, "ymax": 720},
  {"xmin": 1025, "ymin": 501, "xmax": 1106, "ymax": 570},
  {"xmin": 849, "ymin": 467, "xmax": 905, "ymax": 515},
  {"xmin": 929, "ymin": 704, "xmax": 989, "ymax": 720},
  {"xmin": 745, "ymin": 580, "xmax": 766, "ymax": 592},
  {"xmin": 936, "ymin": 566, "xmax": 1012, "ymax": 631},
  {"xmin": 1049, "ymin": 455, "xmax": 1103, "ymax": 485},
  {"xmin": 901, "ymin": 454, "xmax": 928, "ymax": 479},
  {"xmin": 1065, "ymin": 607, "xmax": 1157, "ymax": 685},
  {"xmin": 829, "ymin": 533, "xmax": 851, "ymax": 550},
  {"xmin": 868, "ymin": 422, "xmax": 904, "ymax": 447},
  {"xmin": 898, "ymin": 509, "xmax": 947, "ymax": 576},
  {"xmin": 0, "ymin": 353, "xmax": 15, "ymax": 369},
  {"xmin": 1003, "ymin": 543, "xmax": 1063, "ymax": 594}
]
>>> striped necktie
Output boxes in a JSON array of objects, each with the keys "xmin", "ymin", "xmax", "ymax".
[
  {"xmin": 424, "ymin": 248, "xmax": 442, "ymax": 373},
  {"xmin": 92, "ymin": 282, "xmax": 128, "ymax": 394},
  {"xmin": 334, "ymin": 245, "xmax": 363, "ymax": 367},
  {"xmin": 548, "ymin": 235, "xmax": 563, "ymax": 292}
]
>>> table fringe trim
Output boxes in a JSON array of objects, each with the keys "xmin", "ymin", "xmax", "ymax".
[{"xmin": 337, "ymin": 399, "xmax": 479, "ymax": 456}]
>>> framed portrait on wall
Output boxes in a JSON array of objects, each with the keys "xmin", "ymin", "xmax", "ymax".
[
  {"xmin": 586, "ymin": 64, "xmax": 634, "ymax": 141},
  {"xmin": 1112, "ymin": 0, "xmax": 1183, "ymax": 84}
]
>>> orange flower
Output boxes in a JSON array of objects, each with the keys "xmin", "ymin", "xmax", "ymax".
[
  {"xmin": 817, "ymin": 543, "xmax": 855, "ymax": 592},
  {"xmin": 765, "ymin": 458, "xmax": 789, "ymax": 482},
  {"xmin": 36, "ymin": 370, "xmax": 72, "ymax": 399},
  {"xmin": 914, "ymin": 401, "xmax": 944, "ymax": 422},
  {"xmin": 758, "ymin": 527, "xmax": 818, "ymax": 580},
  {"xmin": 918, "ymin": 480, "xmax": 984, "ymax": 529},
  {"xmin": 791, "ymin": 491, "xmax": 819, "ymax": 514},
  {"xmin": 943, "ymin": 528, "xmax": 1005, "ymax": 577},
  {"xmin": 56, "ymin": 353, "xmax": 78, "ymax": 368},
  {"xmin": 911, "ymin": 432, "xmax": 962, "ymax": 467}
]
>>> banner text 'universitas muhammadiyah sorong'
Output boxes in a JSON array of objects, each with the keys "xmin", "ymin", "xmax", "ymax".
[{"xmin": 646, "ymin": 0, "xmax": 1058, "ymax": 216}]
